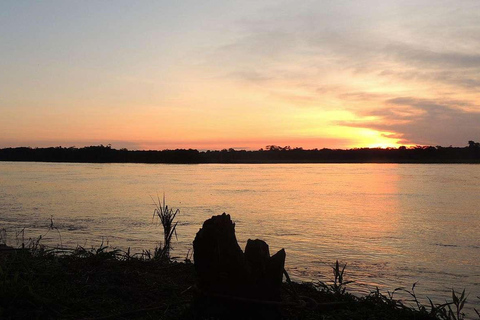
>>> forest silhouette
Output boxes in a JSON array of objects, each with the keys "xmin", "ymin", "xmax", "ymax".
[{"xmin": 1, "ymin": 141, "xmax": 479, "ymax": 163}]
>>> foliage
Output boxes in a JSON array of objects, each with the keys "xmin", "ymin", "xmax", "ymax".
[
  {"xmin": 475, "ymin": 296, "xmax": 480, "ymax": 318},
  {"xmin": 437, "ymin": 289, "xmax": 468, "ymax": 320},
  {"xmin": 308, "ymin": 261, "xmax": 478, "ymax": 320},
  {"xmin": 316, "ymin": 260, "xmax": 354, "ymax": 296},
  {"xmin": 1, "ymin": 215, "xmax": 479, "ymax": 319},
  {"xmin": 1, "ymin": 140, "xmax": 480, "ymax": 163},
  {"xmin": 151, "ymin": 194, "xmax": 179, "ymax": 261},
  {"xmin": 1, "ymin": 240, "xmax": 479, "ymax": 320},
  {"xmin": 0, "ymin": 243, "xmax": 194, "ymax": 319}
]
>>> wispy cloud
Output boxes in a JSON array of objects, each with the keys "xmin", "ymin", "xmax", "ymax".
[
  {"xmin": 339, "ymin": 97, "xmax": 480, "ymax": 146},
  {"xmin": 204, "ymin": 0, "xmax": 480, "ymax": 145}
]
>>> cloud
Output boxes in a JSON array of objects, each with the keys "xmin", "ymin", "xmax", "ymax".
[
  {"xmin": 378, "ymin": 69, "xmax": 480, "ymax": 89},
  {"xmin": 201, "ymin": 1, "xmax": 480, "ymax": 147},
  {"xmin": 225, "ymin": 70, "xmax": 273, "ymax": 83},
  {"xmin": 339, "ymin": 97, "xmax": 480, "ymax": 146},
  {"xmin": 209, "ymin": 1, "xmax": 480, "ymax": 97},
  {"xmin": 385, "ymin": 43, "xmax": 480, "ymax": 69},
  {"xmin": 377, "ymin": 43, "xmax": 480, "ymax": 89}
]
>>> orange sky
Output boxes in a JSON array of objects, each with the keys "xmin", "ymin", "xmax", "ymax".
[{"xmin": 1, "ymin": 1, "xmax": 479, "ymax": 150}]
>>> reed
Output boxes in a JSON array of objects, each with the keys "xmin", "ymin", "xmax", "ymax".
[
  {"xmin": 151, "ymin": 194, "xmax": 179, "ymax": 261},
  {"xmin": 316, "ymin": 260, "xmax": 354, "ymax": 296},
  {"xmin": 310, "ymin": 260, "xmax": 479, "ymax": 320},
  {"xmin": 475, "ymin": 296, "xmax": 480, "ymax": 318}
]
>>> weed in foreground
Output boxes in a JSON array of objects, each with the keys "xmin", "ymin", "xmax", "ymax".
[
  {"xmin": 312, "ymin": 261, "xmax": 479, "ymax": 320},
  {"xmin": 475, "ymin": 296, "xmax": 480, "ymax": 318},
  {"xmin": 316, "ymin": 260, "xmax": 354, "ymax": 296},
  {"xmin": 437, "ymin": 289, "xmax": 468, "ymax": 320},
  {"xmin": 151, "ymin": 194, "xmax": 179, "ymax": 261}
]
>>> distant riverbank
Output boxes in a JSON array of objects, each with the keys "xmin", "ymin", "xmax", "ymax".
[{"xmin": 1, "ymin": 143, "xmax": 480, "ymax": 164}]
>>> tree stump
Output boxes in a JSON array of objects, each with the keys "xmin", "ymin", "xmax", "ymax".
[
  {"xmin": 193, "ymin": 213, "xmax": 286, "ymax": 301},
  {"xmin": 193, "ymin": 213, "xmax": 248, "ymax": 296}
]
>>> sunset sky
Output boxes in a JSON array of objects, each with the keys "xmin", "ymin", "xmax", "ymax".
[{"xmin": 1, "ymin": 1, "xmax": 479, "ymax": 150}]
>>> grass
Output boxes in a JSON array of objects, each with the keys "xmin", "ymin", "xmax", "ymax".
[
  {"xmin": 0, "ymin": 244, "xmax": 195, "ymax": 319},
  {"xmin": 1, "ymin": 242, "xmax": 479, "ymax": 319},
  {"xmin": 315, "ymin": 260, "xmax": 354, "ymax": 297},
  {"xmin": 1, "ymin": 204, "xmax": 479, "ymax": 319},
  {"xmin": 151, "ymin": 194, "xmax": 179, "ymax": 262}
]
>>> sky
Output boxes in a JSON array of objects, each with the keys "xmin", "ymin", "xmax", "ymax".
[{"xmin": 1, "ymin": 0, "xmax": 479, "ymax": 150}]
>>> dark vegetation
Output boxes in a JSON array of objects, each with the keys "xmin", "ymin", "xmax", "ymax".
[
  {"xmin": 1, "ymin": 141, "xmax": 480, "ymax": 163},
  {"xmin": 1, "ymin": 241, "xmax": 479, "ymax": 319},
  {"xmin": 1, "ymin": 208, "xmax": 479, "ymax": 320}
]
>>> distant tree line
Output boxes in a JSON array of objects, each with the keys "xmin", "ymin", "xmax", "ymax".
[{"xmin": 0, "ymin": 142, "xmax": 479, "ymax": 164}]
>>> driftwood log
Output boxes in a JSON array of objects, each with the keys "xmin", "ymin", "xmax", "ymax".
[{"xmin": 193, "ymin": 213, "xmax": 286, "ymax": 302}]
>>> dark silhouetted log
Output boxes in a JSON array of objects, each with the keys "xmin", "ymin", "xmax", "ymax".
[
  {"xmin": 245, "ymin": 239, "xmax": 270, "ymax": 283},
  {"xmin": 265, "ymin": 248, "xmax": 286, "ymax": 300},
  {"xmin": 193, "ymin": 214, "xmax": 286, "ymax": 302},
  {"xmin": 193, "ymin": 213, "xmax": 248, "ymax": 296}
]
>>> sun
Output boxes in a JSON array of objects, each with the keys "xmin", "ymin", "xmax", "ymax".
[{"xmin": 367, "ymin": 142, "xmax": 398, "ymax": 149}]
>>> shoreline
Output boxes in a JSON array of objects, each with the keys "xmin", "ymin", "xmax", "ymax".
[
  {"xmin": 1, "ymin": 244, "xmax": 478, "ymax": 320},
  {"xmin": 2, "ymin": 159, "xmax": 480, "ymax": 164},
  {"xmin": 1, "ymin": 144, "xmax": 479, "ymax": 164}
]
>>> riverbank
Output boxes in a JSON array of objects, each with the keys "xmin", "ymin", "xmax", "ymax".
[
  {"xmin": 1, "ymin": 244, "xmax": 478, "ymax": 320},
  {"xmin": 1, "ymin": 144, "xmax": 480, "ymax": 163}
]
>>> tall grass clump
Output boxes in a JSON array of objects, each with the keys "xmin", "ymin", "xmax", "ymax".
[
  {"xmin": 316, "ymin": 260, "xmax": 354, "ymax": 296},
  {"xmin": 309, "ymin": 260, "xmax": 480, "ymax": 320},
  {"xmin": 475, "ymin": 296, "xmax": 480, "ymax": 318},
  {"xmin": 151, "ymin": 194, "xmax": 179, "ymax": 261}
]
